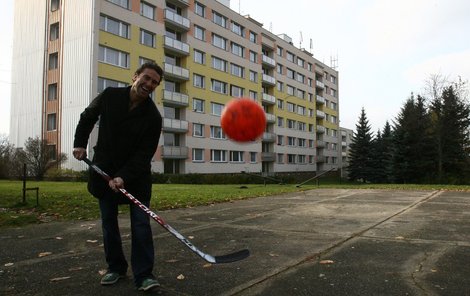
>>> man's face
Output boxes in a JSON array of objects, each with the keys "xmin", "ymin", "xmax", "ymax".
[{"xmin": 131, "ymin": 68, "xmax": 161, "ymax": 99}]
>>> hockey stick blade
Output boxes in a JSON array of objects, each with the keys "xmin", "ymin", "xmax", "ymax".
[
  {"xmin": 82, "ymin": 158, "xmax": 250, "ymax": 264},
  {"xmin": 214, "ymin": 249, "xmax": 250, "ymax": 264}
]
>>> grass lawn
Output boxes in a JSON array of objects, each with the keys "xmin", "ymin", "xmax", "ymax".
[{"xmin": 1, "ymin": 180, "xmax": 468, "ymax": 228}]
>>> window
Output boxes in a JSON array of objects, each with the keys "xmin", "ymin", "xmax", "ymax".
[
  {"xmin": 287, "ymin": 119, "xmax": 296, "ymax": 129},
  {"xmin": 277, "ymin": 99, "xmax": 284, "ymax": 109},
  {"xmin": 297, "ymin": 106, "xmax": 305, "ymax": 116},
  {"xmin": 288, "ymin": 136, "xmax": 296, "ymax": 146},
  {"xmin": 51, "ymin": 0, "xmax": 60, "ymax": 11},
  {"xmin": 47, "ymin": 113, "xmax": 57, "ymax": 131},
  {"xmin": 250, "ymin": 152, "xmax": 257, "ymax": 163},
  {"xmin": 298, "ymin": 155, "xmax": 306, "ymax": 164},
  {"xmin": 231, "ymin": 64, "xmax": 244, "ymax": 78},
  {"xmin": 249, "ymin": 51, "xmax": 257, "ymax": 63},
  {"xmin": 249, "ymin": 90, "xmax": 257, "ymax": 99},
  {"xmin": 277, "ymin": 153, "xmax": 284, "ymax": 163},
  {"xmin": 231, "ymin": 22, "xmax": 245, "ymax": 36},
  {"xmin": 48, "ymin": 53, "xmax": 58, "ymax": 69},
  {"xmin": 330, "ymin": 102, "xmax": 337, "ymax": 110},
  {"xmin": 193, "ymin": 148, "xmax": 204, "ymax": 162},
  {"xmin": 286, "ymin": 51, "xmax": 295, "ymax": 62},
  {"xmin": 211, "ymin": 149, "xmax": 227, "ymax": 162},
  {"xmin": 297, "ymin": 57, "xmax": 305, "ymax": 67},
  {"xmin": 297, "ymin": 89, "xmax": 305, "ymax": 99},
  {"xmin": 48, "ymin": 84, "xmax": 57, "ymax": 101},
  {"xmin": 193, "ymin": 123, "xmax": 204, "ymax": 137},
  {"xmin": 287, "ymin": 68, "xmax": 295, "ymax": 79},
  {"xmin": 212, "ymin": 34, "xmax": 227, "ymax": 50},
  {"xmin": 211, "ymin": 56, "xmax": 227, "ymax": 72},
  {"xmin": 140, "ymin": 29, "xmax": 155, "ymax": 47},
  {"xmin": 99, "ymin": 46, "xmax": 129, "ymax": 68},
  {"xmin": 230, "ymin": 151, "xmax": 244, "ymax": 162},
  {"xmin": 210, "ymin": 126, "xmax": 225, "ymax": 139},
  {"xmin": 231, "ymin": 42, "xmax": 244, "ymax": 57},
  {"xmin": 194, "ymin": 25, "xmax": 205, "ymax": 40},
  {"xmin": 100, "ymin": 15, "xmax": 129, "ymax": 38},
  {"xmin": 277, "ymin": 116, "xmax": 284, "ymax": 127},
  {"xmin": 297, "ymin": 73, "xmax": 305, "ymax": 83},
  {"xmin": 140, "ymin": 2, "xmax": 155, "ymax": 19},
  {"xmin": 50, "ymin": 23, "xmax": 59, "ymax": 41},
  {"xmin": 193, "ymin": 74, "xmax": 205, "ymax": 88},
  {"xmin": 288, "ymin": 154, "xmax": 296, "ymax": 164},
  {"xmin": 230, "ymin": 85, "xmax": 244, "ymax": 97},
  {"xmin": 249, "ymin": 31, "xmax": 257, "ymax": 43},
  {"xmin": 139, "ymin": 56, "xmax": 154, "ymax": 65},
  {"xmin": 98, "ymin": 77, "xmax": 128, "ymax": 92},
  {"xmin": 277, "ymin": 135, "xmax": 284, "ymax": 145},
  {"xmin": 195, "ymin": 2, "xmax": 205, "ymax": 17},
  {"xmin": 287, "ymin": 102, "xmax": 295, "ymax": 112},
  {"xmin": 194, "ymin": 49, "xmax": 205, "ymax": 64},
  {"xmin": 287, "ymin": 85, "xmax": 295, "ymax": 96},
  {"xmin": 211, "ymin": 79, "xmax": 227, "ymax": 94},
  {"xmin": 211, "ymin": 102, "xmax": 224, "ymax": 116},
  {"xmin": 331, "ymin": 88, "xmax": 337, "ymax": 97},
  {"xmin": 249, "ymin": 70, "xmax": 257, "ymax": 82},
  {"xmin": 276, "ymin": 64, "xmax": 283, "ymax": 74},
  {"xmin": 298, "ymin": 138, "xmax": 306, "ymax": 147},
  {"xmin": 193, "ymin": 98, "xmax": 204, "ymax": 112},
  {"xmin": 212, "ymin": 11, "xmax": 227, "ymax": 27},
  {"xmin": 277, "ymin": 46, "xmax": 283, "ymax": 56},
  {"xmin": 277, "ymin": 81, "xmax": 283, "ymax": 92},
  {"xmin": 107, "ymin": 0, "xmax": 129, "ymax": 9},
  {"xmin": 330, "ymin": 75, "xmax": 337, "ymax": 84},
  {"xmin": 308, "ymin": 63, "xmax": 313, "ymax": 71}
]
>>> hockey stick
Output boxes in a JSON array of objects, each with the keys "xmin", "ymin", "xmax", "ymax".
[{"xmin": 83, "ymin": 158, "xmax": 249, "ymax": 264}]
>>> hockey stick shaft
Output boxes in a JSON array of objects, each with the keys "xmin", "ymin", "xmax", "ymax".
[{"xmin": 83, "ymin": 158, "xmax": 249, "ymax": 264}]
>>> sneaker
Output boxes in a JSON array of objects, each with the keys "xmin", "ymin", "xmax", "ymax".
[
  {"xmin": 138, "ymin": 278, "xmax": 160, "ymax": 291},
  {"xmin": 100, "ymin": 272, "xmax": 125, "ymax": 285}
]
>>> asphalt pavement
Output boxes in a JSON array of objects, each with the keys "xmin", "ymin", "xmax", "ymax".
[{"xmin": 1, "ymin": 188, "xmax": 470, "ymax": 296}]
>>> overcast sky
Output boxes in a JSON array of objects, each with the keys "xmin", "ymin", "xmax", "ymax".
[{"xmin": 1, "ymin": 0, "xmax": 469, "ymax": 136}]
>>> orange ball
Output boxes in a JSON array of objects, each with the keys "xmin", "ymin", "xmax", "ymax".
[{"xmin": 221, "ymin": 98, "xmax": 266, "ymax": 142}]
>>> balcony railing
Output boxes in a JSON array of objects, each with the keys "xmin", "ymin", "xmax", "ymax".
[
  {"xmin": 316, "ymin": 155, "xmax": 326, "ymax": 163},
  {"xmin": 261, "ymin": 152, "xmax": 276, "ymax": 162},
  {"xmin": 316, "ymin": 80, "xmax": 325, "ymax": 89},
  {"xmin": 265, "ymin": 112, "xmax": 275, "ymax": 123},
  {"xmin": 161, "ymin": 146, "xmax": 189, "ymax": 159},
  {"xmin": 262, "ymin": 93, "xmax": 276, "ymax": 105},
  {"xmin": 163, "ymin": 63, "xmax": 189, "ymax": 81},
  {"xmin": 261, "ymin": 54, "xmax": 276, "ymax": 68},
  {"xmin": 162, "ymin": 118, "xmax": 188, "ymax": 133},
  {"xmin": 262, "ymin": 73, "xmax": 276, "ymax": 85},
  {"xmin": 316, "ymin": 110, "xmax": 326, "ymax": 119},
  {"xmin": 163, "ymin": 36, "xmax": 190, "ymax": 56},
  {"xmin": 316, "ymin": 125, "xmax": 326, "ymax": 133},
  {"xmin": 164, "ymin": 9, "xmax": 190, "ymax": 31},
  {"xmin": 262, "ymin": 132, "xmax": 276, "ymax": 142},
  {"xmin": 316, "ymin": 140, "xmax": 325, "ymax": 148},
  {"xmin": 342, "ymin": 141, "xmax": 347, "ymax": 147},
  {"xmin": 316, "ymin": 95, "xmax": 326, "ymax": 104},
  {"xmin": 162, "ymin": 90, "xmax": 189, "ymax": 107}
]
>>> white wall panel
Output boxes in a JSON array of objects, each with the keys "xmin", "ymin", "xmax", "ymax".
[{"xmin": 9, "ymin": 0, "xmax": 47, "ymax": 147}]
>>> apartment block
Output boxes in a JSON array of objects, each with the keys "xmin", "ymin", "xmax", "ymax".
[{"xmin": 10, "ymin": 0, "xmax": 340, "ymax": 175}]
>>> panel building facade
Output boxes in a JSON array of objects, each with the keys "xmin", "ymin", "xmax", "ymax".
[{"xmin": 10, "ymin": 0, "xmax": 341, "ymax": 175}]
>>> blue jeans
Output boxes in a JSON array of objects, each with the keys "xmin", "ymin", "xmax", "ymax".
[{"xmin": 99, "ymin": 196, "xmax": 155, "ymax": 286}]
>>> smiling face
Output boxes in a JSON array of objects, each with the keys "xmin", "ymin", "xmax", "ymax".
[{"xmin": 130, "ymin": 68, "xmax": 161, "ymax": 100}]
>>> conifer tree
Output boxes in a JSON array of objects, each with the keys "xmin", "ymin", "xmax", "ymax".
[{"xmin": 348, "ymin": 108, "xmax": 374, "ymax": 182}]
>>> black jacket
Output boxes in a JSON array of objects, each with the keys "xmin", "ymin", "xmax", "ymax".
[{"xmin": 74, "ymin": 86, "xmax": 162, "ymax": 202}]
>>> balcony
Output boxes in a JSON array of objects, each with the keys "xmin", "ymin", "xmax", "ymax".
[
  {"xmin": 163, "ymin": 36, "xmax": 190, "ymax": 56},
  {"xmin": 316, "ymin": 95, "xmax": 326, "ymax": 104},
  {"xmin": 316, "ymin": 80, "xmax": 325, "ymax": 89},
  {"xmin": 162, "ymin": 90, "xmax": 189, "ymax": 107},
  {"xmin": 316, "ymin": 110, "xmax": 326, "ymax": 119},
  {"xmin": 316, "ymin": 155, "xmax": 326, "ymax": 163},
  {"xmin": 162, "ymin": 118, "xmax": 188, "ymax": 133},
  {"xmin": 164, "ymin": 9, "xmax": 190, "ymax": 31},
  {"xmin": 341, "ymin": 130, "xmax": 347, "ymax": 137},
  {"xmin": 262, "ymin": 93, "xmax": 276, "ymax": 105},
  {"xmin": 316, "ymin": 125, "xmax": 326, "ymax": 133},
  {"xmin": 342, "ymin": 141, "xmax": 347, "ymax": 147},
  {"xmin": 342, "ymin": 151, "xmax": 347, "ymax": 157},
  {"xmin": 166, "ymin": 0, "xmax": 189, "ymax": 7},
  {"xmin": 161, "ymin": 146, "xmax": 189, "ymax": 159},
  {"xmin": 262, "ymin": 73, "xmax": 276, "ymax": 86},
  {"xmin": 261, "ymin": 152, "xmax": 276, "ymax": 162},
  {"xmin": 262, "ymin": 132, "xmax": 276, "ymax": 142},
  {"xmin": 163, "ymin": 63, "xmax": 189, "ymax": 81},
  {"xmin": 261, "ymin": 54, "xmax": 276, "ymax": 68},
  {"xmin": 316, "ymin": 140, "xmax": 325, "ymax": 148},
  {"xmin": 265, "ymin": 112, "xmax": 275, "ymax": 123}
]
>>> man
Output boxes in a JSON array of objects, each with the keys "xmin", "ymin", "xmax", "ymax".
[{"xmin": 73, "ymin": 62, "xmax": 163, "ymax": 291}]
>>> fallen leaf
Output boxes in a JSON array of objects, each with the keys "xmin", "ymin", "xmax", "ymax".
[
  {"xmin": 395, "ymin": 236, "xmax": 405, "ymax": 240},
  {"xmin": 50, "ymin": 276, "xmax": 71, "ymax": 282},
  {"xmin": 17, "ymin": 235, "xmax": 25, "ymax": 238},
  {"xmin": 165, "ymin": 259, "xmax": 179, "ymax": 263},
  {"xmin": 431, "ymin": 269, "xmax": 438, "ymax": 273},
  {"xmin": 320, "ymin": 260, "xmax": 334, "ymax": 264},
  {"xmin": 269, "ymin": 253, "xmax": 279, "ymax": 257},
  {"xmin": 203, "ymin": 263, "xmax": 212, "ymax": 268},
  {"xmin": 98, "ymin": 269, "xmax": 107, "ymax": 276},
  {"xmin": 4, "ymin": 263, "xmax": 14, "ymax": 267},
  {"xmin": 69, "ymin": 267, "xmax": 83, "ymax": 271},
  {"xmin": 86, "ymin": 240, "xmax": 98, "ymax": 243},
  {"xmin": 176, "ymin": 274, "xmax": 185, "ymax": 280},
  {"xmin": 188, "ymin": 236, "xmax": 195, "ymax": 239},
  {"xmin": 55, "ymin": 237, "xmax": 63, "ymax": 240},
  {"xmin": 38, "ymin": 252, "xmax": 53, "ymax": 258}
]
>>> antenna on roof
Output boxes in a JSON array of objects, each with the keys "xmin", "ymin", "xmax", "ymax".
[
  {"xmin": 299, "ymin": 31, "xmax": 303, "ymax": 48},
  {"xmin": 238, "ymin": 0, "xmax": 241, "ymax": 14},
  {"xmin": 330, "ymin": 53, "xmax": 338, "ymax": 70},
  {"xmin": 310, "ymin": 38, "xmax": 313, "ymax": 53},
  {"xmin": 269, "ymin": 22, "xmax": 272, "ymax": 32}
]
